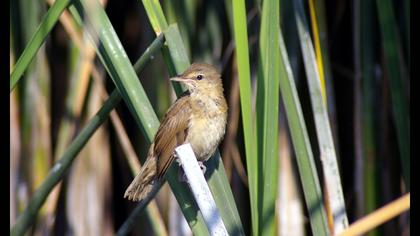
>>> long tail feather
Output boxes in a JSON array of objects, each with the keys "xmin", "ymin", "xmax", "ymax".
[{"xmin": 124, "ymin": 153, "xmax": 157, "ymax": 202}]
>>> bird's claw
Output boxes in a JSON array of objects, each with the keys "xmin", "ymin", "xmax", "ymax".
[
  {"xmin": 178, "ymin": 168, "xmax": 188, "ymax": 182},
  {"xmin": 178, "ymin": 161, "xmax": 207, "ymax": 183},
  {"xmin": 197, "ymin": 161, "xmax": 207, "ymax": 174}
]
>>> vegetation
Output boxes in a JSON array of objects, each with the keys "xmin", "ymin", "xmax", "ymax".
[{"xmin": 10, "ymin": 0, "xmax": 410, "ymax": 235}]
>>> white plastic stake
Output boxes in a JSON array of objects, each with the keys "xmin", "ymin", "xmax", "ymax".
[{"xmin": 175, "ymin": 144, "xmax": 228, "ymax": 236}]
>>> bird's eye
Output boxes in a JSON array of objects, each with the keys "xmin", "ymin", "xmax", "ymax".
[{"xmin": 196, "ymin": 75, "xmax": 203, "ymax": 80}]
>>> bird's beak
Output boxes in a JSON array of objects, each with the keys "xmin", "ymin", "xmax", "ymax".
[{"xmin": 170, "ymin": 76, "xmax": 195, "ymax": 88}]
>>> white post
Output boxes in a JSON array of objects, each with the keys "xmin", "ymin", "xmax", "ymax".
[{"xmin": 174, "ymin": 144, "xmax": 228, "ymax": 236}]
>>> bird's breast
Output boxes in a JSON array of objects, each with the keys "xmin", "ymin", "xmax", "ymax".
[{"xmin": 187, "ymin": 104, "xmax": 227, "ymax": 161}]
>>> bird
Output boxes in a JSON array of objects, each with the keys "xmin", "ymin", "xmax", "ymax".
[{"xmin": 124, "ymin": 63, "xmax": 228, "ymax": 201}]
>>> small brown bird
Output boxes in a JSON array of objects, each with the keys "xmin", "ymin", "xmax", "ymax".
[{"xmin": 124, "ymin": 63, "xmax": 228, "ymax": 201}]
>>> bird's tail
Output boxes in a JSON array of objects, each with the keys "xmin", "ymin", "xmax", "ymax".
[{"xmin": 124, "ymin": 148, "xmax": 158, "ymax": 201}]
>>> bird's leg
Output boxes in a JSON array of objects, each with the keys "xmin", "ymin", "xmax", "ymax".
[
  {"xmin": 174, "ymin": 153, "xmax": 189, "ymax": 182},
  {"xmin": 178, "ymin": 168, "xmax": 188, "ymax": 182},
  {"xmin": 174, "ymin": 152, "xmax": 181, "ymax": 165},
  {"xmin": 197, "ymin": 161, "xmax": 207, "ymax": 174},
  {"xmin": 177, "ymin": 160, "xmax": 207, "ymax": 183}
]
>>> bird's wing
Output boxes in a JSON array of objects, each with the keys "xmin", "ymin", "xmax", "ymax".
[{"xmin": 154, "ymin": 95, "xmax": 191, "ymax": 178}]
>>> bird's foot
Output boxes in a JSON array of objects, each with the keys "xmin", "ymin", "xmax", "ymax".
[
  {"xmin": 178, "ymin": 161, "xmax": 207, "ymax": 183},
  {"xmin": 178, "ymin": 168, "xmax": 188, "ymax": 182},
  {"xmin": 197, "ymin": 161, "xmax": 207, "ymax": 174}
]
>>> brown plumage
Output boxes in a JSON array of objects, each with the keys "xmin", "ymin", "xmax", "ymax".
[{"xmin": 124, "ymin": 63, "xmax": 228, "ymax": 201}]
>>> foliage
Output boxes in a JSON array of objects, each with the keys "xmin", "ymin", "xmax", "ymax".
[{"xmin": 10, "ymin": 0, "xmax": 410, "ymax": 235}]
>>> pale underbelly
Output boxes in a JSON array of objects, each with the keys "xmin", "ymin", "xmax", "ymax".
[{"xmin": 187, "ymin": 115, "xmax": 226, "ymax": 161}]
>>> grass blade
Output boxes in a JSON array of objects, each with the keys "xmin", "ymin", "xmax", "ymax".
[
  {"xmin": 163, "ymin": 0, "xmax": 196, "ymax": 57},
  {"xmin": 278, "ymin": 29, "xmax": 330, "ymax": 235},
  {"xmin": 308, "ymin": 0, "xmax": 326, "ymax": 103},
  {"xmin": 205, "ymin": 151, "xmax": 245, "ymax": 235},
  {"xmin": 339, "ymin": 193, "xmax": 410, "ymax": 236},
  {"xmin": 133, "ymin": 34, "xmax": 165, "ymax": 72},
  {"xmin": 140, "ymin": 0, "xmax": 168, "ymax": 34},
  {"xmin": 175, "ymin": 144, "xmax": 229, "ymax": 235},
  {"xmin": 308, "ymin": 0, "xmax": 340, "ymax": 154},
  {"xmin": 293, "ymin": 0, "xmax": 348, "ymax": 233},
  {"xmin": 231, "ymin": 0, "xmax": 258, "ymax": 234},
  {"xmin": 162, "ymin": 24, "xmax": 189, "ymax": 94},
  {"xmin": 11, "ymin": 1, "xmax": 53, "ymax": 234},
  {"xmin": 10, "ymin": 0, "xmax": 71, "ymax": 91},
  {"xmin": 257, "ymin": 0, "xmax": 280, "ymax": 235},
  {"xmin": 354, "ymin": 1, "xmax": 379, "ymax": 235},
  {"xmin": 10, "ymin": 89, "xmax": 121, "ymax": 236},
  {"xmin": 10, "ymin": 25, "xmax": 165, "ymax": 235},
  {"xmin": 71, "ymin": 0, "xmax": 160, "ymax": 140},
  {"xmin": 376, "ymin": 0, "xmax": 410, "ymax": 190}
]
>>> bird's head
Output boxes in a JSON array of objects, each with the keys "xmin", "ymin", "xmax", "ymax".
[{"xmin": 170, "ymin": 63, "xmax": 223, "ymax": 96}]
